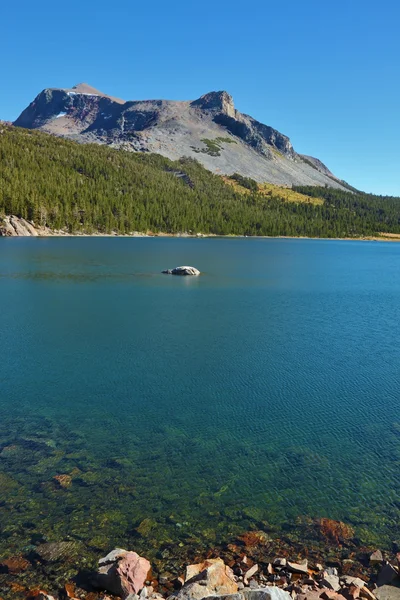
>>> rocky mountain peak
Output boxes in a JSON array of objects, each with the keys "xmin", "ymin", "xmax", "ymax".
[
  {"xmin": 191, "ymin": 91, "xmax": 235, "ymax": 118},
  {"xmin": 13, "ymin": 83, "xmax": 346, "ymax": 189}
]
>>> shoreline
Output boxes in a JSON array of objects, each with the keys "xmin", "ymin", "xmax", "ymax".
[
  {"xmin": 0, "ymin": 526, "xmax": 399, "ymax": 600},
  {"xmin": 1, "ymin": 214, "xmax": 400, "ymax": 243}
]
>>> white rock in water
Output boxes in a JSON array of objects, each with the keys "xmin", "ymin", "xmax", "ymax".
[{"xmin": 162, "ymin": 266, "xmax": 200, "ymax": 276}]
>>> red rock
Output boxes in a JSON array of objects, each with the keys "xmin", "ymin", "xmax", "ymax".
[
  {"xmin": 343, "ymin": 585, "xmax": 361, "ymax": 600},
  {"xmin": 97, "ymin": 548, "xmax": 151, "ymax": 598},
  {"xmin": 9, "ymin": 581, "xmax": 26, "ymax": 593},
  {"xmin": 64, "ymin": 582, "xmax": 76, "ymax": 597},
  {"xmin": 0, "ymin": 555, "xmax": 30, "ymax": 573},
  {"xmin": 117, "ymin": 552, "xmax": 151, "ymax": 596},
  {"xmin": 53, "ymin": 474, "xmax": 72, "ymax": 488}
]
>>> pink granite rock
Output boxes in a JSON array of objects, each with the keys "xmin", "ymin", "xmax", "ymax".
[{"xmin": 96, "ymin": 548, "xmax": 151, "ymax": 599}]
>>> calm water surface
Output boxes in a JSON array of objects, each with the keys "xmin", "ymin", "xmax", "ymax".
[{"xmin": 0, "ymin": 237, "xmax": 399, "ymax": 553}]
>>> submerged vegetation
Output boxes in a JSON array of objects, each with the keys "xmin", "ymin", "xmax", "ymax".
[{"xmin": 1, "ymin": 125, "xmax": 400, "ymax": 237}]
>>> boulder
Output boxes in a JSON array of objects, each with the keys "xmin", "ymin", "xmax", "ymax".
[
  {"xmin": 378, "ymin": 565, "xmax": 399, "ymax": 587},
  {"xmin": 162, "ymin": 266, "xmax": 200, "ymax": 276},
  {"xmin": 172, "ymin": 558, "xmax": 237, "ymax": 600},
  {"xmin": 96, "ymin": 548, "xmax": 151, "ymax": 599},
  {"xmin": 375, "ymin": 586, "xmax": 400, "ymax": 600}
]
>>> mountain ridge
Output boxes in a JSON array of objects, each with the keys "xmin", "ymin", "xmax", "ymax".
[{"xmin": 13, "ymin": 83, "xmax": 348, "ymax": 190}]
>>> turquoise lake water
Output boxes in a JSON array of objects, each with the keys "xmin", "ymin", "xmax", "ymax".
[{"xmin": 0, "ymin": 237, "xmax": 400, "ymax": 555}]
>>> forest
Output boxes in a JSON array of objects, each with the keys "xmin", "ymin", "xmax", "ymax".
[{"xmin": 1, "ymin": 125, "xmax": 400, "ymax": 238}]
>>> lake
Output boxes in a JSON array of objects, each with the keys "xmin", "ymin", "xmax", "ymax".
[{"xmin": 0, "ymin": 237, "xmax": 399, "ymax": 557}]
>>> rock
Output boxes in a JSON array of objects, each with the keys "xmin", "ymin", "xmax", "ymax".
[
  {"xmin": 370, "ymin": 552, "xmax": 384, "ymax": 566},
  {"xmin": 360, "ymin": 588, "xmax": 377, "ymax": 600},
  {"xmin": 378, "ymin": 565, "xmax": 399, "ymax": 587},
  {"xmin": 342, "ymin": 577, "xmax": 367, "ymax": 588},
  {"xmin": 35, "ymin": 541, "xmax": 83, "ymax": 563},
  {"xmin": 159, "ymin": 572, "xmax": 173, "ymax": 585},
  {"xmin": 244, "ymin": 565, "xmax": 259, "ymax": 585},
  {"xmin": 320, "ymin": 592, "xmax": 341, "ymax": 600},
  {"xmin": 171, "ymin": 558, "xmax": 237, "ymax": 600},
  {"xmin": 297, "ymin": 592, "xmax": 323, "ymax": 600},
  {"xmin": 326, "ymin": 569, "xmax": 339, "ymax": 577},
  {"xmin": 53, "ymin": 474, "xmax": 72, "ymax": 488},
  {"xmin": 96, "ymin": 548, "xmax": 151, "ymax": 599},
  {"xmin": 342, "ymin": 585, "xmax": 360, "ymax": 600},
  {"xmin": 375, "ymin": 586, "xmax": 400, "ymax": 600},
  {"xmin": 242, "ymin": 588, "xmax": 293, "ymax": 600},
  {"xmin": 0, "ymin": 555, "xmax": 30, "ymax": 573},
  {"xmin": 274, "ymin": 559, "xmax": 287, "ymax": 568},
  {"xmin": 287, "ymin": 561, "xmax": 308, "ymax": 575},
  {"xmin": 320, "ymin": 575, "xmax": 341, "ymax": 592},
  {"xmin": 205, "ymin": 595, "xmax": 243, "ymax": 600},
  {"xmin": 162, "ymin": 266, "xmax": 201, "ymax": 276}
]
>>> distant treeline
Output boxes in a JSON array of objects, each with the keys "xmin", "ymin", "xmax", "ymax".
[{"xmin": 1, "ymin": 126, "xmax": 399, "ymax": 237}]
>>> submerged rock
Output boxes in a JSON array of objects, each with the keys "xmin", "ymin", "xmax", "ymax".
[
  {"xmin": 162, "ymin": 266, "xmax": 200, "ymax": 276},
  {"xmin": 35, "ymin": 541, "xmax": 83, "ymax": 563}
]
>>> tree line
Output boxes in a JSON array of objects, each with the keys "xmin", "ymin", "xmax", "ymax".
[{"xmin": 1, "ymin": 125, "xmax": 399, "ymax": 238}]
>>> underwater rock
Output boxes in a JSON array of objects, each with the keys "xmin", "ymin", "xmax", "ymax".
[
  {"xmin": 162, "ymin": 266, "xmax": 200, "ymax": 276},
  {"xmin": 0, "ymin": 555, "xmax": 30, "ymax": 573},
  {"xmin": 35, "ymin": 541, "xmax": 84, "ymax": 563},
  {"xmin": 96, "ymin": 548, "xmax": 151, "ymax": 598},
  {"xmin": 53, "ymin": 474, "xmax": 72, "ymax": 488}
]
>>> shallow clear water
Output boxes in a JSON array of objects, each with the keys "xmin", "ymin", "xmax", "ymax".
[{"xmin": 1, "ymin": 237, "xmax": 400, "ymax": 554}]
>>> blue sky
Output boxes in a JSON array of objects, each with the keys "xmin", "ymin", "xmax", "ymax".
[{"xmin": 1, "ymin": 0, "xmax": 399, "ymax": 195}]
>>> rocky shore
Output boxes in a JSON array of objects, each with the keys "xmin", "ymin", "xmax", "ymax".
[
  {"xmin": 2, "ymin": 215, "xmax": 400, "ymax": 242},
  {"xmin": 1, "ymin": 529, "xmax": 400, "ymax": 600}
]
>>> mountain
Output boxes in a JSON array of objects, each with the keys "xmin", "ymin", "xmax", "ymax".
[{"xmin": 14, "ymin": 83, "xmax": 347, "ymax": 189}]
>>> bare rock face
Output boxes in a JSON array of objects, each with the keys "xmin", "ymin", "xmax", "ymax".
[
  {"xmin": 191, "ymin": 91, "xmax": 236, "ymax": 118},
  {"xmin": 13, "ymin": 83, "xmax": 348, "ymax": 189},
  {"xmin": 96, "ymin": 548, "xmax": 151, "ymax": 599}
]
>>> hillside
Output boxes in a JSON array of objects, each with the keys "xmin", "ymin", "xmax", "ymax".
[
  {"xmin": 14, "ymin": 83, "xmax": 348, "ymax": 189},
  {"xmin": 1, "ymin": 125, "xmax": 400, "ymax": 238}
]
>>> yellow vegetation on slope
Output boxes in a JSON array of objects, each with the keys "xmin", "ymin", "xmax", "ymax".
[{"xmin": 222, "ymin": 176, "xmax": 323, "ymax": 205}]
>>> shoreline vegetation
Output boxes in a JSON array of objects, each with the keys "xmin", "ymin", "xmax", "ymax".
[{"xmin": 2, "ymin": 214, "xmax": 400, "ymax": 242}]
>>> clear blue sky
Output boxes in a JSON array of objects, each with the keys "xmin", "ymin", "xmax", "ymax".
[{"xmin": 1, "ymin": 0, "xmax": 399, "ymax": 195}]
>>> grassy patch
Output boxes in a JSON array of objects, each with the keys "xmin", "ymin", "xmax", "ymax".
[
  {"xmin": 191, "ymin": 137, "xmax": 237, "ymax": 157},
  {"xmin": 223, "ymin": 175, "xmax": 324, "ymax": 205}
]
